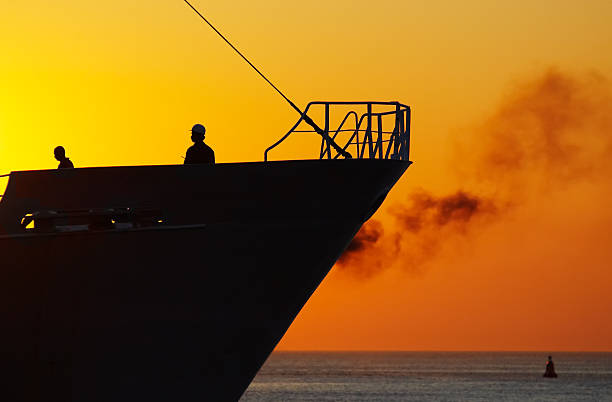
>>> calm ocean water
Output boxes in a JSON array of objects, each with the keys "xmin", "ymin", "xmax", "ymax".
[{"xmin": 241, "ymin": 352, "xmax": 612, "ymax": 401}]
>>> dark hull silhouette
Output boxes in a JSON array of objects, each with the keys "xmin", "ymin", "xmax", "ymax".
[{"xmin": 0, "ymin": 160, "xmax": 409, "ymax": 401}]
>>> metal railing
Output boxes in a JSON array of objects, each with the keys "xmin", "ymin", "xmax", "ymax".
[{"xmin": 264, "ymin": 101, "xmax": 411, "ymax": 162}]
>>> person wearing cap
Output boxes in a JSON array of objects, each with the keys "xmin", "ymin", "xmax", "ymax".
[
  {"xmin": 54, "ymin": 146, "xmax": 74, "ymax": 169},
  {"xmin": 184, "ymin": 124, "xmax": 215, "ymax": 165}
]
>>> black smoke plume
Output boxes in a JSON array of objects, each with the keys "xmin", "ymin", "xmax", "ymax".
[{"xmin": 338, "ymin": 69, "xmax": 612, "ymax": 277}]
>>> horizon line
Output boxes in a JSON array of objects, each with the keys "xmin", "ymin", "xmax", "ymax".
[{"xmin": 273, "ymin": 349, "xmax": 612, "ymax": 353}]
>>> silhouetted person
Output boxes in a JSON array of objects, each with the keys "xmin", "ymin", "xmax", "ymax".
[
  {"xmin": 54, "ymin": 146, "xmax": 74, "ymax": 169},
  {"xmin": 184, "ymin": 124, "xmax": 215, "ymax": 165},
  {"xmin": 543, "ymin": 355, "xmax": 558, "ymax": 378}
]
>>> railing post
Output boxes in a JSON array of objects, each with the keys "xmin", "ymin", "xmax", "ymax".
[
  {"xmin": 319, "ymin": 104, "xmax": 331, "ymax": 159},
  {"xmin": 366, "ymin": 103, "xmax": 373, "ymax": 158},
  {"xmin": 377, "ymin": 115, "xmax": 383, "ymax": 159},
  {"xmin": 405, "ymin": 106, "xmax": 411, "ymax": 160},
  {"xmin": 324, "ymin": 103, "xmax": 331, "ymax": 159},
  {"xmin": 397, "ymin": 110, "xmax": 404, "ymax": 159},
  {"xmin": 368, "ymin": 104, "xmax": 374, "ymax": 158},
  {"xmin": 393, "ymin": 104, "xmax": 401, "ymax": 159},
  {"xmin": 355, "ymin": 125, "xmax": 360, "ymax": 158}
]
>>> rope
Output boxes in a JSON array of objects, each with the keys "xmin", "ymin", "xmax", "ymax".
[
  {"xmin": 182, "ymin": 0, "xmax": 351, "ymax": 158},
  {"xmin": 183, "ymin": 0, "xmax": 296, "ymax": 110}
]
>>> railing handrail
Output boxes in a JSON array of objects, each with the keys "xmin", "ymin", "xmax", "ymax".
[
  {"xmin": 321, "ymin": 111, "xmax": 359, "ymax": 159},
  {"xmin": 264, "ymin": 103, "xmax": 314, "ymax": 162},
  {"xmin": 306, "ymin": 100, "xmax": 410, "ymax": 108},
  {"xmin": 265, "ymin": 101, "xmax": 411, "ymax": 162}
]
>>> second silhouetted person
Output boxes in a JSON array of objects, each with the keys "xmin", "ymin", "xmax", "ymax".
[
  {"xmin": 184, "ymin": 124, "xmax": 215, "ymax": 165},
  {"xmin": 54, "ymin": 146, "xmax": 74, "ymax": 169}
]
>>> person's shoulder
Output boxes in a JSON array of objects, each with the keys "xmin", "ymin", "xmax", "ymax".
[{"xmin": 59, "ymin": 159, "xmax": 74, "ymax": 168}]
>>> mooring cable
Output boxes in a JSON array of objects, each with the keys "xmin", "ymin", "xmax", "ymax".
[{"xmin": 182, "ymin": 0, "xmax": 351, "ymax": 158}]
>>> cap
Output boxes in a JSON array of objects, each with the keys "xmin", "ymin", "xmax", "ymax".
[{"xmin": 191, "ymin": 124, "xmax": 206, "ymax": 135}]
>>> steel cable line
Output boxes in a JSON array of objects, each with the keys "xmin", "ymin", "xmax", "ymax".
[{"xmin": 182, "ymin": 0, "xmax": 351, "ymax": 158}]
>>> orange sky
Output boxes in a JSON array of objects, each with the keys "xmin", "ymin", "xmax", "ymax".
[{"xmin": 2, "ymin": 0, "xmax": 612, "ymax": 351}]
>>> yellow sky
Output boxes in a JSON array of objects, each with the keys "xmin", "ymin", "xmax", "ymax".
[{"xmin": 2, "ymin": 0, "xmax": 612, "ymax": 350}]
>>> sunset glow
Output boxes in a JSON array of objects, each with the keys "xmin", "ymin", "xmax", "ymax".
[{"xmin": 2, "ymin": 0, "xmax": 612, "ymax": 351}]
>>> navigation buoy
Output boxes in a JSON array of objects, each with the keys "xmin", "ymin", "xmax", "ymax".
[{"xmin": 543, "ymin": 355, "xmax": 558, "ymax": 378}]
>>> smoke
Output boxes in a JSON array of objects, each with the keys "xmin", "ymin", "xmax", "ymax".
[
  {"xmin": 338, "ymin": 191, "xmax": 496, "ymax": 278},
  {"xmin": 338, "ymin": 69, "xmax": 612, "ymax": 277},
  {"xmin": 397, "ymin": 191, "xmax": 493, "ymax": 230},
  {"xmin": 467, "ymin": 69, "xmax": 612, "ymax": 189},
  {"xmin": 340, "ymin": 220, "xmax": 384, "ymax": 256}
]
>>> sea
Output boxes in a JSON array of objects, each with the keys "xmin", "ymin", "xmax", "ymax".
[{"xmin": 241, "ymin": 352, "xmax": 612, "ymax": 401}]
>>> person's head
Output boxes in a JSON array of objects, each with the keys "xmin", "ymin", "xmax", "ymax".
[
  {"xmin": 54, "ymin": 146, "xmax": 66, "ymax": 161},
  {"xmin": 191, "ymin": 124, "xmax": 206, "ymax": 143},
  {"xmin": 548, "ymin": 356, "xmax": 552, "ymax": 360}
]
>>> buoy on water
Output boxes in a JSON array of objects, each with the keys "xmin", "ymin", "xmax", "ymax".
[{"xmin": 543, "ymin": 355, "xmax": 558, "ymax": 378}]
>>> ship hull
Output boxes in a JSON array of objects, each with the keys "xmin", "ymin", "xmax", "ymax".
[{"xmin": 0, "ymin": 159, "xmax": 409, "ymax": 401}]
